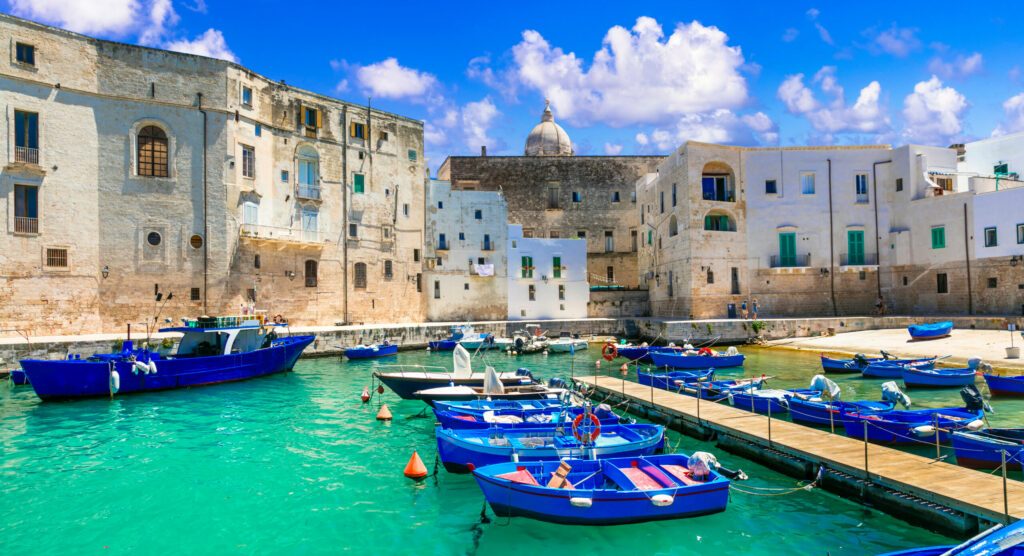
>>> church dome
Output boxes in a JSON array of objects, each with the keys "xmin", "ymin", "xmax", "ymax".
[{"xmin": 524, "ymin": 100, "xmax": 574, "ymax": 156}]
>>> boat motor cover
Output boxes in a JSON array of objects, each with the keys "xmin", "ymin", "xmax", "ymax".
[
  {"xmin": 960, "ymin": 384, "xmax": 992, "ymax": 413},
  {"xmin": 548, "ymin": 377, "xmax": 568, "ymax": 390},
  {"xmin": 726, "ymin": 346, "xmax": 739, "ymax": 357},
  {"xmin": 809, "ymin": 375, "xmax": 841, "ymax": 401},
  {"xmin": 452, "ymin": 345, "xmax": 472, "ymax": 378},
  {"xmin": 853, "ymin": 353, "xmax": 870, "ymax": 366},
  {"xmin": 483, "ymin": 366, "xmax": 505, "ymax": 395},
  {"xmin": 881, "ymin": 381, "xmax": 912, "ymax": 409},
  {"xmin": 688, "ymin": 452, "xmax": 719, "ymax": 480}
]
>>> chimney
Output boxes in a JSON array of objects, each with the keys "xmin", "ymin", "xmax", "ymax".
[{"xmin": 480, "ymin": 145, "xmax": 487, "ymax": 157}]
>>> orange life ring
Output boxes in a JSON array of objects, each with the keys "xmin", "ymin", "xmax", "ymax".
[
  {"xmin": 602, "ymin": 342, "xmax": 618, "ymax": 361},
  {"xmin": 572, "ymin": 413, "xmax": 602, "ymax": 443},
  {"xmin": 698, "ymin": 347, "xmax": 714, "ymax": 356}
]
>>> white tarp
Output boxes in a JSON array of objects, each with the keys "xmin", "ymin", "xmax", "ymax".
[
  {"xmin": 452, "ymin": 344, "xmax": 472, "ymax": 378},
  {"xmin": 809, "ymin": 374, "xmax": 841, "ymax": 401},
  {"xmin": 483, "ymin": 365, "xmax": 505, "ymax": 395},
  {"xmin": 473, "ymin": 264, "xmax": 495, "ymax": 277}
]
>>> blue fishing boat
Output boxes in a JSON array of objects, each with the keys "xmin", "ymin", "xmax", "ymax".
[
  {"xmin": 861, "ymin": 358, "xmax": 937, "ymax": 379},
  {"xmin": 4, "ymin": 368, "xmax": 29, "ymax": 385},
  {"xmin": 616, "ymin": 345, "xmax": 682, "ymax": 363},
  {"xmin": 374, "ymin": 346, "xmax": 535, "ymax": 399},
  {"xmin": 729, "ymin": 388, "xmax": 820, "ymax": 415},
  {"xmin": 671, "ymin": 377, "xmax": 765, "ymax": 401},
  {"xmin": 434, "ymin": 402, "xmax": 620, "ymax": 430},
  {"xmin": 983, "ymin": 374, "xmax": 1024, "ymax": 397},
  {"xmin": 649, "ymin": 348, "xmax": 745, "ymax": 369},
  {"xmin": 344, "ymin": 341, "xmax": 398, "ymax": 359},
  {"xmin": 428, "ymin": 325, "xmax": 469, "ymax": 351},
  {"xmin": 472, "ymin": 453, "xmax": 730, "ymax": 525},
  {"xmin": 951, "ymin": 429, "xmax": 1024, "ymax": 471},
  {"xmin": 908, "ymin": 320, "xmax": 954, "ymax": 340},
  {"xmin": 20, "ymin": 316, "xmax": 314, "ymax": 401},
  {"xmin": 788, "ymin": 379, "xmax": 911, "ymax": 427},
  {"xmin": 820, "ymin": 353, "xmax": 881, "ymax": 373},
  {"xmin": 436, "ymin": 423, "xmax": 665, "ymax": 473},
  {"xmin": 637, "ymin": 369, "xmax": 715, "ymax": 390},
  {"xmin": 879, "ymin": 520, "xmax": 1024, "ymax": 555},
  {"xmin": 841, "ymin": 407, "xmax": 985, "ymax": 444},
  {"xmin": 902, "ymin": 366, "xmax": 977, "ymax": 388}
]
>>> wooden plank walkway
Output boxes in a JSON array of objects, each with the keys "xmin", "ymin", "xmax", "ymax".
[{"xmin": 576, "ymin": 375, "xmax": 1024, "ymax": 524}]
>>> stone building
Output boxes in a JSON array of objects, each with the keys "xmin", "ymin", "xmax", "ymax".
[
  {"xmin": 507, "ymin": 225, "xmax": 589, "ymax": 320},
  {"xmin": 436, "ymin": 101, "xmax": 661, "ymax": 291},
  {"xmin": 0, "ymin": 13, "xmax": 425, "ymax": 335}
]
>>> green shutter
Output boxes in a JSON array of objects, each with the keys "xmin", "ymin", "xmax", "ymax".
[
  {"xmin": 779, "ymin": 232, "xmax": 796, "ymax": 266},
  {"xmin": 847, "ymin": 231, "xmax": 864, "ymax": 265},
  {"xmin": 353, "ymin": 173, "xmax": 365, "ymax": 193},
  {"xmin": 552, "ymin": 257, "xmax": 561, "ymax": 279},
  {"xmin": 931, "ymin": 227, "xmax": 945, "ymax": 249}
]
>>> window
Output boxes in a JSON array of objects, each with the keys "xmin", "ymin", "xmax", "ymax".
[
  {"xmin": 572, "ymin": 191, "xmax": 582, "ymax": 203},
  {"xmin": 896, "ymin": 178, "xmax": 903, "ymax": 192},
  {"xmin": 14, "ymin": 110, "xmax": 39, "ymax": 163},
  {"xmin": 931, "ymin": 226, "xmax": 946, "ymax": 249},
  {"xmin": 707, "ymin": 268, "xmax": 714, "ymax": 284},
  {"xmin": 241, "ymin": 202, "xmax": 260, "ymax": 228},
  {"xmin": 577, "ymin": 230, "xmax": 586, "ymax": 239},
  {"xmin": 702, "ymin": 175, "xmax": 734, "ymax": 202},
  {"xmin": 15, "ymin": 42, "xmax": 35, "ymax": 66},
  {"xmin": 800, "ymin": 172, "xmax": 815, "ymax": 194},
  {"xmin": 612, "ymin": 191, "xmax": 620, "ymax": 203},
  {"xmin": 548, "ymin": 185, "xmax": 560, "ymax": 209},
  {"xmin": 463, "ymin": 283, "xmax": 469, "ymax": 290},
  {"xmin": 659, "ymin": 191, "xmax": 665, "ymax": 213},
  {"xmin": 384, "ymin": 260, "xmax": 393, "ymax": 280},
  {"xmin": 988, "ymin": 277, "xmax": 998, "ymax": 289},
  {"xmin": 191, "ymin": 287, "xmax": 201, "ymax": 301},
  {"xmin": 847, "ymin": 230, "xmax": 865, "ymax": 265},
  {"xmin": 254, "ymin": 124, "xmax": 262, "ymax": 137},
  {"xmin": 241, "ymin": 145, "xmax": 255, "ymax": 178},
  {"xmin": 672, "ymin": 183, "xmax": 677, "ymax": 207},
  {"xmin": 521, "ymin": 256, "xmax": 534, "ymax": 278},
  {"xmin": 433, "ymin": 280, "xmax": 440, "ymax": 299},
  {"xmin": 254, "ymin": 254, "xmax": 260, "ymax": 269},
  {"xmin": 474, "ymin": 209, "xmax": 482, "ymax": 220},
  {"xmin": 353, "ymin": 173, "xmax": 365, "ymax": 193},
  {"xmin": 522, "ymin": 229, "xmax": 533, "ymax": 238},
  {"xmin": 483, "ymin": 234, "xmax": 491, "ymax": 251},
  {"xmin": 147, "ymin": 232, "xmax": 162, "ymax": 246},
  {"xmin": 703, "ymin": 214, "xmax": 731, "ymax": 232},
  {"xmin": 281, "ymin": 170, "xmax": 289, "ymax": 183},
  {"xmin": 668, "ymin": 216, "xmax": 679, "ymax": 237},
  {"xmin": 1018, "ymin": 223, "xmax": 1024, "ymax": 244},
  {"xmin": 383, "ymin": 226, "xmax": 392, "ymax": 240},
  {"xmin": 604, "ymin": 230, "xmax": 614, "ymax": 252},
  {"xmin": 528, "ymin": 285, "xmax": 536, "ymax": 301},
  {"xmin": 136, "ymin": 125, "xmax": 168, "ymax": 177},
  {"xmin": 779, "ymin": 232, "xmax": 797, "ymax": 267},
  {"xmin": 298, "ymin": 148, "xmax": 318, "ymax": 190},
  {"xmin": 903, "ymin": 276, "xmax": 909, "ymax": 286},
  {"xmin": 631, "ymin": 230, "xmax": 637, "ymax": 252},
  {"xmin": 606, "ymin": 266, "xmax": 615, "ymax": 283},
  {"xmin": 350, "ymin": 121, "xmax": 365, "ymax": 139},
  {"xmin": 408, "ymin": 149, "xmax": 417, "ymax": 161},
  {"xmin": 379, "ymin": 131, "xmax": 389, "ymax": 142},
  {"xmin": 647, "ymin": 230, "xmax": 652, "ymax": 246},
  {"xmin": 937, "ymin": 272, "xmax": 948, "ymax": 294},
  {"xmin": 45, "ymin": 247, "xmax": 67, "ymax": 269},
  {"xmin": 241, "ymin": 86, "xmax": 253, "ymax": 107},
  {"xmin": 731, "ymin": 267, "xmax": 740, "ymax": 295},
  {"xmin": 984, "ymin": 227, "xmax": 998, "ymax": 247},
  {"xmin": 765, "ymin": 179, "xmax": 778, "ymax": 195},
  {"xmin": 403, "ymin": 203, "xmax": 410, "ymax": 217},
  {"xmin": 631, "ymin": 191, "xmax": 637, "ymax": 203},
  {"xmin": 552, "ymin": 256, "xmax": 562, "ymax": 279},
  {"xmin": 413, "ymin": 248, "xmax": 420, "ymax": 262},
  {"xmin": 437, "ymin": 201, "xmax": 443, "ymax": 209},
  {"xmin": 302, "ymin": 107, "xmax": 321, "ymax": 130},
  {"xmin": 933, "ymin": 175, "xmax": 954, "ymax": 191},
  {"xmin": 353, "ymin": 262, "xmax": 367, "ymax": 289},
  {"xmin": 995, "ymin": 163, "xmax": 1009, "ymax": 175},
  {"xmin": 438, "ymin": 233, "xmax": 447, "ymax": 249},
  {"xmin": 558, "ymin": 285, "xmax": 565, "ymax": 300},
  {"xmin": 349, "ymin": 223, "xmax": 358, "ymax": 238},
  {"xmin": 855, "ymin": 173, "xmax": 869, "ymax": 203},
  {"xmin": 301, "ymin": 208, "xmax": 318, "ymax": 241},
  {"xmin": 416, "ymin": 273, "xmax": 422, "ymax": 293},
  {"xmin": 458, "ymin": 231, "xmax": 466, "ymax": 241},
  {"xmin": 14, "ymin": 184, "xmax": 38, "ymax": 233}
]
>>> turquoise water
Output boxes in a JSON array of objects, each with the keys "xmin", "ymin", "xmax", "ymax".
[{"xmin": 4, "ymin": 346, "xmax": 1015, "ymax": 555}]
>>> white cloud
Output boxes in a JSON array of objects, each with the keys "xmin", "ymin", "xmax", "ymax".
[
  {"xmin": 635, "ymin": 109, "xmax": 778, "ymax": 151},
  {"xmin": 992, "ymin": 93, "xmax": 1024, "ymax": 137},
  {"xmin": 777, "ymin": 67, "xmax": 889, "ymax": 139},
  {"xmin": 928, "ymin": 52, "xmax": 983, "ymax": 80},
  {"xmin": 867, "ymin": 24, "xmax": 920, "ymax": 57},
  {"xmin": 138, "ymin": 0, "xmax": 178, "ymax": 46},
  {"xmin": 461, "ymin": 98, "xmax": 499, "ymax": 151},
  {"xmin": 9, "ymin": 0, "xmax": 140, "ymax": 35},
  {"xmin": 355, "ymin": 58, "xmax": 439, "ymax": 101},
  {"xmin": 806, "ymin": 8, "xmax": 820, "ymax": 19},
  {"xmin": 902, "ymin": 76, "xmax": 968, "ymax": 144},
  {"xmin": 165, "ymin": 29, "xmax": 237, "ymax": 62},
  {"xmin": 782, "ymin": 28, "xmax": 799, "ymax": 42},
  {"xmin": 423, "ymin": 98, "xmax": 502, "ymax": 161},
  {"xmin": 467, "ymin": 55, "xmax": 518, "ymax": 101},
  {"xmin": 603, "ymin": 143, "xmax": 624, "ymax": 155},
  {"xmin": 510, "ymin": 17, "xmax": 748, "ymax": 127},
  {"xmin": 814, "ymin": 23, "xmax": 834, "ymax": 46}
]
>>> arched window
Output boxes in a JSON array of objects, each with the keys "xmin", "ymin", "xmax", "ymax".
[
  {"xmin": 668, "ymin": 215, "xmax": 678, "ymax": 237},
  {"xmin": 703, "ymin": 211, "xmax": 736, "ymax": 232},
  {"xmin": 354, "ymin": 262, "xmax": 367, "ymax": 289},
  {"xmin": 138, "ymin": 125, "xmax": 169, "ymax": 177},
  {"xmin": 304, "ymin": 260, "xmax": 318, "ymax": 287}
]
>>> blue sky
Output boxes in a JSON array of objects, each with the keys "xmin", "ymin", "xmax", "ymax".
[{"xmin": 7, "ymin": 0, "xmax": 1024, "ymax": 172}]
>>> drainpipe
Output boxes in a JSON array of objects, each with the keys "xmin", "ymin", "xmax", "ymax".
[
  {"xmin": 872, "ymin": 160, "xmax": 891, "ymax": 299},
  {"xmin": 964, "ymin": 203, "xmax": 973, "ymax": 315},
  {"xmin": 342, "ymin": 105, "xmax": 349, "ymax": 324},
  {"xmin": 198, "ymin": 92, "xmax": 208, "ymax": 315},
  {"xmin": 827, "ymin": 158, "xmax": 837, "ymax": 316}
]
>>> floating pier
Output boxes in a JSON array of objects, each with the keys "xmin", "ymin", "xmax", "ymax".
[{"xmin": 574, "ymin": 375, "xmax": 1024, "ymax": 536}]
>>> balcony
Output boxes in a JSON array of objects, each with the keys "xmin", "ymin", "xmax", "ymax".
[
  {"xmin": 770, "ymin": 254, "xmax": 811, "ymax": 268},
  {"xmin": 481, "ymin": 240, "xmax": 493, "ymax": 251},
  {"xmin": 14, "ymin": 216, "xmax": 38, "ymax": 234},
  {"xmin": 296, "ymin": 185, "xmax": 321, "ymax": 201},
  {"xmin": 15, "ymin": 146, "xmax": 39, "ymax": 164},
  {"xmin": 856, "ymin": 193, "xmax": 869, "ymax": 204},
  {"xmin": 239, "ymin": 224, "xmax": 323, "ymax": 246},
  {"xmin": 840, "ymin": 253, "xmax": 878, "ymax": 267}
]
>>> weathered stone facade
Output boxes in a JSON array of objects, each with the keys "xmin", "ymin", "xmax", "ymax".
[{"xmin": 0, "ymin": 14, "xmax": 425, "ymax": 335}]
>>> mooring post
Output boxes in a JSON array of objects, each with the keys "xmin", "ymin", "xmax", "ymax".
[
  {"xmin": 863, "ymin": 420, "xmax": 870, "ymax": 481},
  {"xmin": 828, "ymin": 404, "xmax": 835, "ymax": 435},
  {"xmin": 1003, "ymin": 449, "xmax": 1010, "ymax": 524},
  {"xmin": 767, "ymin": 401, "xmax": 772, "ymax": 447},
  {"xmin": 934, "ymin": 414, "xmax": 941, "ymax": 461},
  {"xmin": 696, "ymin": 385, "xmax": 701, "ymax": 423}
]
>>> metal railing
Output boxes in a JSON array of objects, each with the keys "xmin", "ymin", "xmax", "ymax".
[
  {"xmin": 239, "ymin": 223, "xmax": 322, "ymax": 244},
  {"xmin": 296, "ymin": 185, "xmax": 321, "ymax": 200},
  {"xmin": 14, "ymin": 216, "xmax": 38, "ymax": 234},
  {"xmin": 856, "ymin": 193, "xmax": 870, "ymax": 204},
  {"xmin": 840, "ymin": 253, "xmax": 878, "ymax": 266},
  {"xmin": 15, "ymin": 146, "xmax": 38, "ymax": 164},
  {"xmin": 770, "ymin": 254, "xmax": 811, "ymax": 268}
]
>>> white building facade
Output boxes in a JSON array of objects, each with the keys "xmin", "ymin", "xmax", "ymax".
[{"xmin": 507, "ymin": 225, "xmax": 588, "ymax": 320}]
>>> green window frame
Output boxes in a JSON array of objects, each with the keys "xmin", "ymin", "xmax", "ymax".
[
  {"xmin": 984, "ymin": 227, "xmax": 998, "ymax": 247},
  {"xmin": 931, "ymin": 226, "xmax": 946, "ymax": 249},
  {"xmin": 779, "ymin": 232, "xmax": 797, "ymax": 267},
  {"xmin": 847, "ymin": 230, "xmax": 865, "ymax": 265},
  {"xmin": 552, "ymin": 256, "xmax": 561, "ymax": 279},
  {"xmin": 1017, "ymin": 223, "xmax": 1024, "ymax": 245},
  {"xmin": 408, "ymin": 149, "xmax": 417, "ymax": 162},
  {"xmin": 521, "ymin": 256, "xmax": 534, "ymax": 279},
  {"xmin": 353, "ymin": 173, "xmax": 365, "ymax": 194}
]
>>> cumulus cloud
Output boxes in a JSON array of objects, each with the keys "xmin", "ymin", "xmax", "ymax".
[
  {"xmin": 165, "ymin": 29, "xmax": 237, "ymax": 62},
  {"xmin": 603, "ymin": 143, "xmax": 624, "ymax": 155},
  {"xmin": 782, "ymin": 28, "xmax": 799, "ymax": 42},
  {"xmin": 902, "ymin": 76, "xmax": 968, "ymax": 145},
  {"xmin": 355, "ymin": 58, "xmax": 440, "ymax": 102},
  {"xmin": 928, "ymin": 52, "xmax": 983, "ymax": 80},
  {"xmin": 461, "ymin": 98, "xmax": 500, "ymax": 151},
  {"xmin": 805, "ymin": 8, "xmax": 833, "ymax": 45},
  {"xmin": 138, "ymin": 0, "xmax": 178, "ymax": 46},
  {"xmin": 777, "ymin": 67, "xmax": 889, "ymax": 140},
  {"xmin": 869, "ymin": 24, "xmax": 920, "ymax": 57},
  {"xmin": 467, "ymin": 55, "xmax": 519, "ymax": 101},
  {"xmin": 509, "ymin": 17, "xmax": 748, "ymax": 127},
  {"xmin": 635, "ymin": 109, "xmax": 778, "ymax": 151},
  {"xmin": 422, "ymin": 97, "xmax": 503, "ymax": 164},
  {"xmin": 991, "ymin": 93, "xmax": 1024, "ymax": 137}
]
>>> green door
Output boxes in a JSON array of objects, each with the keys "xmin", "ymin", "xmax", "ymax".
[
  {"xmin": 779, "ymin": 232, "xmax": 796, "ymax": 266},
  {"xmin": 847, "ymin": 230, "xmax": 865, "ymax": 265}
]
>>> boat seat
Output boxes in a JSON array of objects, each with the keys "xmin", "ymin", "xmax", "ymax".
[
  {"xmin": 495, "ymin": 468, "xmax": 540, "ymax": 486},
  {"xmin": 618, "ymin": 467, "xmax": 664, "ymax": 491},
  {"xmin": 660, "ymin": 464, "xmax": 703, "ymax": 486}
]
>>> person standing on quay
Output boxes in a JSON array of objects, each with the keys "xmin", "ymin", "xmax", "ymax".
[
  {"xmin": 752, "ymin": 298, "xmax": 760, "ymax": 320},
  {"xmin": 741, "ymin": 299, "xmax": 749, "ymax": 319}
]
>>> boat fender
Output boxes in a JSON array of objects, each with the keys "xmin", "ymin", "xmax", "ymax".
[
  {"xmin": 650, "ymin": 494, "xmax": 674, "ymax": 507},
  {"xmin": 110, "ymin": 370, "xmax": 120, "ymax": 393},
  {"xmin": 133, "ymin": 360, "xmax": 149, "ymax": 375},
  {"xmin": 965, "ymin": 419, "xmax": 985, "ymax": 431},
  {"xmin": 148, "ymin": 360, "xmax": 158, "ymax": 375},
  {"xmin": 569, "ymin": 497, "xmax": 593, "ymax": 508},
  {"xmin": 912, "ymin": 425, "xmax": 936, "ymax": 437},
  {"xmin": 727, "ymin": 391, "xmax": 735, "ymax": 406}
]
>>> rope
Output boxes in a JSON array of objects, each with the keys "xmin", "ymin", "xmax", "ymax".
[{"xmin": 730, "ymin": 467, "xmax": 823, "ymax": 497}]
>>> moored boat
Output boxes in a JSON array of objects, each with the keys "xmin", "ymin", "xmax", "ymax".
[
  {"xmin": 547, "ymin": 336, "xmax": 588, "ymax": 353},
  {"xmin": 670, "ymin": 377, "xmax": 765, "ymax": 401},
  {"xmin": 649, "ymin": 347, "xmax": 745, "ymax": 369},
  {"xmin": 471, "ymin": 453, "xmax": 730, "ymax": 525},
  {"xmin": 902, "ymin": 366, "xmax": 977, "ymax": 388},
  {"xmin": 374, "ymin": 346, "xmax": 535, "ymax": 399},
  {"xmin": 616, "ymin": 345, "xmax": 684, "ymax": 363},
  {"xmin": 414, "ymin": 383, "xmax": 566, "ymax": 406},
  {"xmin": 2, "ymin": 368, "xmax": 29, "ymax": 385},
  {"xmin": 20, "ymin": 316, "xmax": 314, "ymax": 401},
  {"xmin": 428, "ymin": 325, "xmax": 470, "ymax": 351},
  {"xmin": 729, "ymin": 388, "xmax": 820, "ymax": 415},
  {"xmin": 436, "ymin": 423, "xmax": 665, "ymax": 473},
  {"xmin": 951, "ymin": 429, "xmax": 1024, "ymax": 471},
  {"xmin": 841, "ymin": 407, "xmax": 984, "ymax": 444},
  {"xmin": 789, "ymin": 380, "xmax": 911, "ymax": 427},
  {"xmin": 637, "ymin": 369, "xmax": 715, "ymax": 390},
  {"xmin": 861, "ymin": 358, "xmax": 937, "ymax": 379},
  {"xmin": 344, "ymin": 342, "xmax": 398, "ymax": 359},
  {"xmin": 878, "ymin": 520, "xmax": 1024, "ymax": 555},
  {"xmin": 908, "ymin": 320, "xmax": 954, "ymax": 340},
  {"xmin": 434, "ymin": 401, "xmax": 620, "ymax": 430},
  {"xmin": 983, "ymin": 373, "xmax": 1024, "ymax": 396}
]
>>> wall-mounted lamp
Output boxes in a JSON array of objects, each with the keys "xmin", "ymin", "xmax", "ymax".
[
  {"xmin": 101, "ymin": 265, "xmax": 110, "ymax": 279},
  {"xmin": 285, "ymin": 270, "xmax": 296, "ymax": 280},
  {"xmin": 1012, "ymin": 255, "xmax": 1022, "ymax": 267},
  {"xmin": 819, "ymin": 268, "xmax": 830, "ymax": 275}
]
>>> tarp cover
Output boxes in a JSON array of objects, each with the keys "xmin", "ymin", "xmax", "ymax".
[
  {"xmin": 483, "ymin": 366, "xmax": 505, "ymax": 395},
  {"xmin": 452, "ymin": 344, "xmax": 472, "ymax": 378},
  {"xmin": 881, "ymin": 381, "xmax": 912, "ymax": 408},
  {"xmin": 809, "ymin": 374, "xmax": 841, "ymax": 401}
]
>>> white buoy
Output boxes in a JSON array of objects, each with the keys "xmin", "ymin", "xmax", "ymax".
[
  {"xmin": 110, "ymin": 370, "xmax": 120, "ymax": 394},
  {"xmin": 426, "ymin": 347, "xmax": 431, "ymax": 352},
  {"xmin": 569, "ymin": 497, "xmax": 593, "ymax": 508},
  {"xmin": 133, "ymin": 360, "xmax": 149, "ymax": 375},
  {"xmin": 966, "ymin": 419, "xmax": 985, "ymax": 431},
  {"xmin": 651, "ymin": 494, "xmax": 674, "ymax": 507},
  {"xmin": 148, "ymin": 360, "xmax": 158, "ymax": 374},
  {"xmin": 912, "ymin": 425, "xmax": 936, "ymax": 436},
  {"xmin": 543, "ymin": 350, "xmax": 549, "ymax": 356}
]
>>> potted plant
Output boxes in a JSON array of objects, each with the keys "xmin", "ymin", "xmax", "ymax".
[
  {"xmin": 159, "ymin": 337, "xmax": 175, "ymax": 355},
  {"xmin": 1007, "ymin": 323, "xmax": 1020, "ymax": 359}
]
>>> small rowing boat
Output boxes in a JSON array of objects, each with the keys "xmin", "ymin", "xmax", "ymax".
[
  {"xmin": 344, "ymin": 342, "xmax": 398, "ymax": 359},
  {"xmin": 951, "ymin": 428, "xmax": 1024, "ymax": 471},
  {"xmin": 788, "ymin": 379, "xmax": 911, "ymax": 427},
  {"xmin": 428, "ymin": 325, "xmax": 470, "ymax": 351},
  {"xmin": 982, "ymin": 373, "xmax": 1024, "ymax": 397},
  {"xmin": 902, "ymin": 366, "xmax": 977, "ymax": 388},
  {"xmin": 907, "ymin": 320, "xmax": 954, "ymax": 340},
  {"xmin": 861, "ymin": 358, "xmax": 937, "ymax": 379},
  {"xmin": 728, "ymin": 388, "xmax": 820, "ymax": 415},
  {"xmin": 374, "ymin": 346, "xmax": 535, "ymax": 399},
  {"xmin": 878, "ymin": 520, "xmax": 1024, "ymax": 555},
  {"xmin": 434, "ymin": 401, "xmax": 621, "ymax": 430},
  {"xmin": 649, "ymin": 347, "xmax": 745, "ymax": 369},
  {"xmin": 637, "ymin": 369, "xmax": 715, "ymax": 390}
]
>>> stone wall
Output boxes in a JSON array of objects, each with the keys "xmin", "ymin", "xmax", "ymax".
[{"xmin": 588, "ymin": 289, "xmax": 650, "ymax": 318}]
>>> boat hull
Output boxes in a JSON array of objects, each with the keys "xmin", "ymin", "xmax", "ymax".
[
  {"xmin": 861, "ymin": 359, "xmax": 935, "ymax": 379},
  {"xmin": 907, "ymin": 321, "xmax": 954, "ymax": 340},
  {"xmin": 841, "ymin": 408, "xmax": 983, "ymax": 444},
  {"xmin": 820, "ymin": 355, "xmax": 875, "ymax": 373},
  {"xmin": 428, "ymin": 340, "xmax": 459, "ymax": 351},
  {"xmin": 951, "ymin": 430, "xmax": 1024, "ymax": 471},
  {"xmin": 729, "ymin": 389, "xmax": 818, "ymax": 415},
  {"xmin": 435, "ymin": 406, "xmax": 619, "ymax": 430},
  {"xmin": 344, "ymin": 344, "xmax": 398, "ymax": 359},
  {"xmin": 21, "ymin": 335, "xmax": 314, "ymax": 400},
  {"xmin": 982, "ymin": 374, "xmax": 1024, "ymax": 396},
  {"xmin": 901, "ymin": 367, "xmax": 976, "ymax": 388},
  {"xmin": 637, "ymin": 369, "xmax": 715, "ymax": 390},
  {"xmin": 649, "ymin": 352, "xmax": 745, "ymax": 369},
  {"xmin": 374, "ymin": 372, "xmax": 534, "ymax": 399},
  {"xmin": 414, "ymin": 387, "xmax": 563, "ymax": 406},
  {"xmin": 788, "ymin": 399, "xmax": 893, "ymax": 426}
]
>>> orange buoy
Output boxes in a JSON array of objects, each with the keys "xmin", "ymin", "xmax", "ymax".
[
  {"xmin": 376, "ymin": 404, "xmax": 393, "ymax": 421},
  {"xmin": 595, "ymin": 360, "xmax": 601, "ymax": 368},
  {"xmin": 361, "ymin": 387, "xmax": 371, "ymax": 403},
  {"xmin": 404, "ymin": 451, "xmax": 428, "ymax": 480},
  {"xmin": 377, "ymin": 384, "xmax": 385, "ymax": 394},
  {"xmin": 620, "ymin": 363, "xmax": 629, "ymax": 376}
]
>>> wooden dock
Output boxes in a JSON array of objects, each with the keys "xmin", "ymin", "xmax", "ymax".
[{"xmin": 575, "ymin": 375, "xmax": 1024, "ymax": 531}]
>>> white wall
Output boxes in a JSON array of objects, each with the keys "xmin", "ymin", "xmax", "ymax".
[
  {"xmin": 961, "ymin": 131, "xmax": 1024, "ymax": 181},
  {"xmin": 507, "ymin": 224, "xmax": 588, "ymax": 319},
  {"xmin": 972, "ymin": 186, "xmax": 1024, "ymax": 259}
]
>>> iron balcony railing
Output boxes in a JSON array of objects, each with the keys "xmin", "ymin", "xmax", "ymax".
[
  {"xmin": 296, "ymin": 185, "xmax": 321, "ymax": 200},
  {"xmin": 15, "ymin": 146, "xmax": 39, "ymax": 164},
  {"xmin": 239, "ymin": 223, "xmax": 322, "ymax": 244},
  {"xmin": 770, "ymin": 254, "xmax": 811, "ymax": 268},
  {"xmin": 840, "ymin": 253, "xmax": 878, "ymax": 266},
  {"xmin": 14, "ymin": 216, "xmax": 38, "ymax": 234}
]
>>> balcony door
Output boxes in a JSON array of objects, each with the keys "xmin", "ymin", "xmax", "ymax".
[
  {"xmin": 847, "ymin": 230, "xmax": 865, "ymax": 265},
  {"xmin": 301, "ymin": 208, "xmax": 318, "ymax": 242},
  {"xmin": 779, "ymin": 232, "xmax": 797, "ymax": 267}
]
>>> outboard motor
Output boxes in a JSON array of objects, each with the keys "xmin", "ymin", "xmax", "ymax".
[
  {"xmin": 515, "ymin": 368, "xmax": 534, "ymax": 381},
  {"xmin": 853, "ymin": 353, "xmax": 869, "ymax": 367},
  {"xmin": 881, "ymin": 381, "xmax": 912, "ymax": 409},
  {"xmin": 960, "ymin": 384, "xmax": 993, "ymax": 413},
  {"xmin": 880, "ymin": 350, "xmax": 894, "ymax": 360},
  {"xmin": 514, "ymin": 337, "xmax": 525, "ymax": 350},
  {"xmin": 548, "ymin": 377, "xmax": 568, "ymax": 390}
]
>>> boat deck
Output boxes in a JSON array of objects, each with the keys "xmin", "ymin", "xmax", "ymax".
[{"xmin": 574, "ymin": 375, "xmax": 1024, "ymax": 527}]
